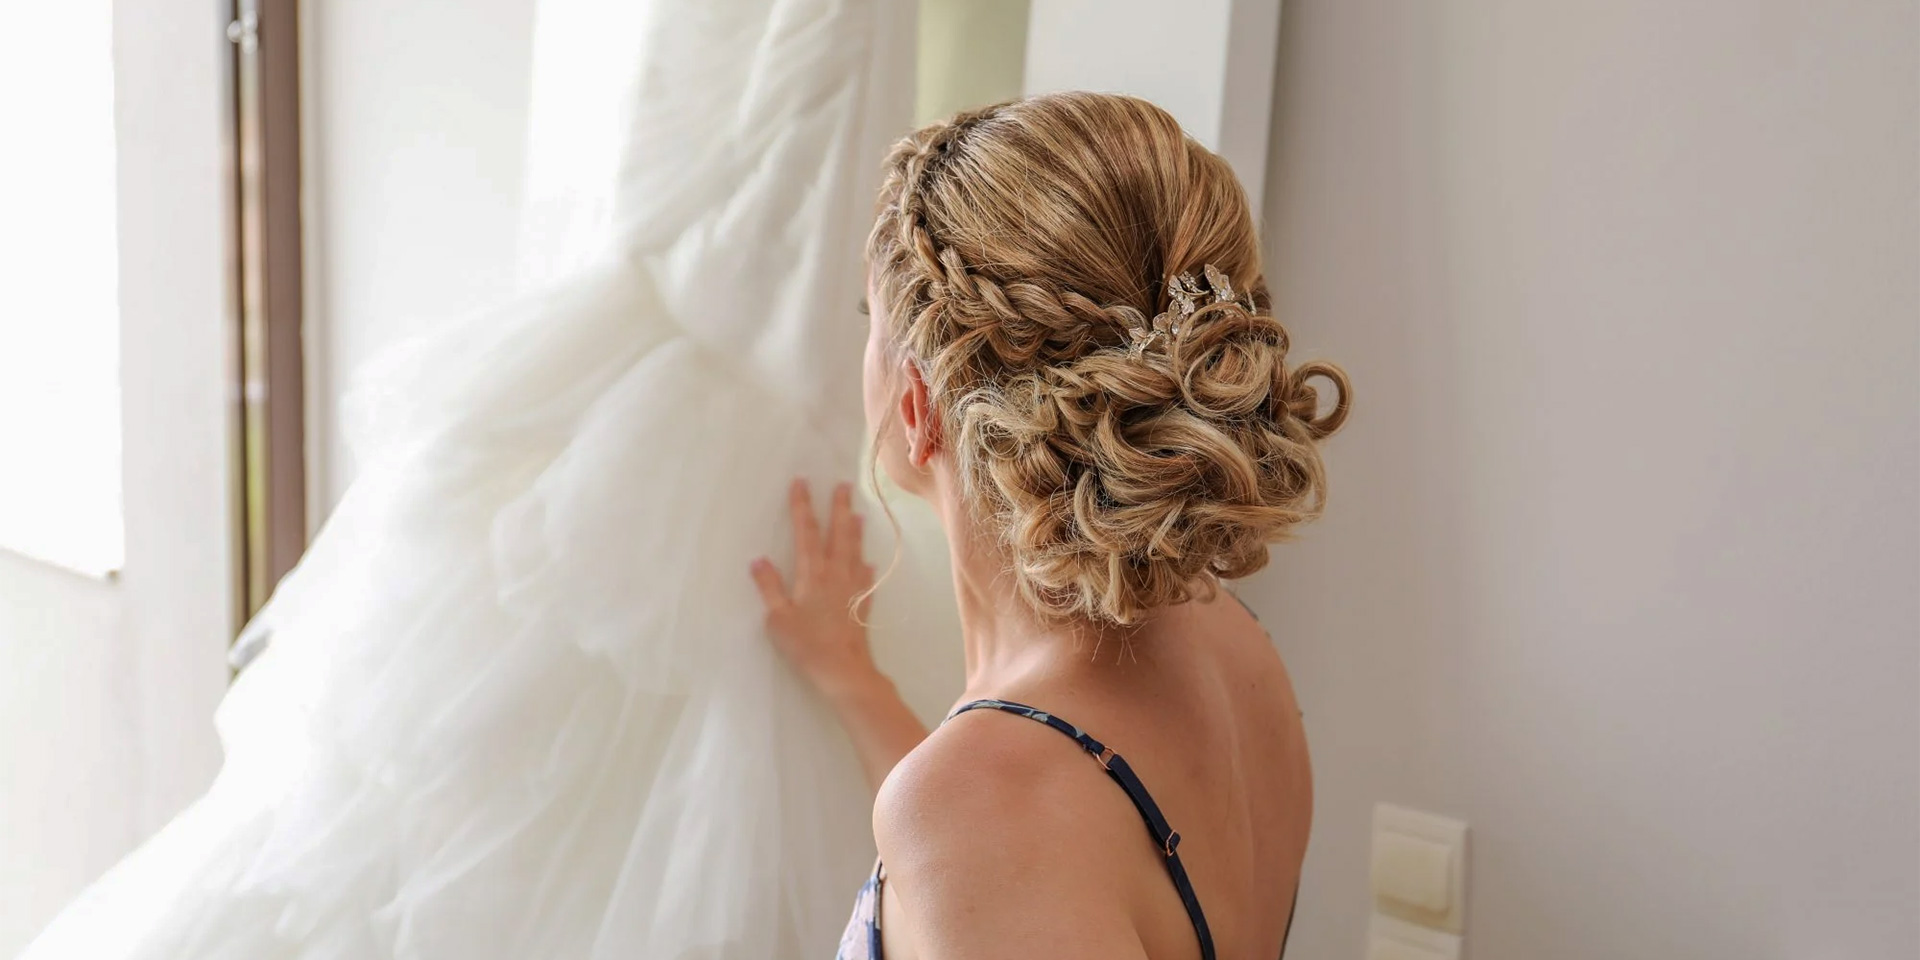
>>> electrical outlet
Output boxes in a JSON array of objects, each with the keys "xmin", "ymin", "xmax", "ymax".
[{"xmin": 1371, "ymin": 803, "xmax": 1469, "ymax": 935}]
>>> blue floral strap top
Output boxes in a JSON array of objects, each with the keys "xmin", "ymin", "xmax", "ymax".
[{"xmin": 836, "ymin": 698, "xmax": 1296, "ymax": 960}]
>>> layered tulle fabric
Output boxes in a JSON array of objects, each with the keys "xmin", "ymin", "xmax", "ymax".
[{"xmin": 17, "ymin": 0, "xmax": 958, "ymax": 957}]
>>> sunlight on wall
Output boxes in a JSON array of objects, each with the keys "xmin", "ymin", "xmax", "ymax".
[
  {"xmin": 916, "ymin": 0, "xmax": 1029, "ymax": 125},
  {"xmin": 0, "ymin": 1, "xmax": 123, "ymax": 577}
]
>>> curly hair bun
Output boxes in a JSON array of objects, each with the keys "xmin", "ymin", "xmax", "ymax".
[{"xmin": 868, "ymin": 92, "xmax": 1351, "ymax": 625}]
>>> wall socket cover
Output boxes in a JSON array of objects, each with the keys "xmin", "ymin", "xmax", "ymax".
[
  {"xmin": 1369, "ymin": 913, "xmax": 1463, "ymax": 960},
  {"xmin": 1371, "ymin": 803, "xmax": 1469, "ymax": 935}
]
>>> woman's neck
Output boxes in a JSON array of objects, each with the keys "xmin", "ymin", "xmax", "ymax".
[{"xmin": 928, "ymin": 468, "xmax": 1134, "ymax": 693}]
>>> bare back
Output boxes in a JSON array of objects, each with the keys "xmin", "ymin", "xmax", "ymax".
[{"xmin": 873, "ymin": 590, "xmax": 1310, "ymax": 960}]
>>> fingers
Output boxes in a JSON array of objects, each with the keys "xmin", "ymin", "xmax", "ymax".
[
  {"xmin": 827, "ymin": 482, "xmax": 864, "ymax": 565},
  {"xmin": 789, "ymin": 478, "xmax": 823, "ymax": 574},
  {"xmin": 749, "ymin": 557, "xmax": 790, "ymax": 613}
]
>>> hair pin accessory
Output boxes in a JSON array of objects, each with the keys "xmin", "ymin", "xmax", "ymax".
[{"xmin": 1127, "ymin": 263, "xmax": 1257, "ymax": 359}]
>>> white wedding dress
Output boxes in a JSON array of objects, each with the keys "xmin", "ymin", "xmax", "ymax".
[{"xmin": 17, "ymin": 0, "xmax": 960, "ymax": 957}]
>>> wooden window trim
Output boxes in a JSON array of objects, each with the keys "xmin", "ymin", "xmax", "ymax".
[{"xmin": 228, "ymin": 0, "xmax": 305, "ymax": 624}]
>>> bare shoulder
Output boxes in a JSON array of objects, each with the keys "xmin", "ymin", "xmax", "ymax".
[
  {"xmin": 872, "ymin": 708, "xmax": 1150, "ymax": 960},
  {"xmin": 873, "ymin": 708, "xmax": 1102, "ymax": 879}
]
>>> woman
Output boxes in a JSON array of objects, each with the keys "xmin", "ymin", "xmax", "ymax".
[{"xmin": 751, "ymin": 92, "xmax": 1350, "ymax": 960}]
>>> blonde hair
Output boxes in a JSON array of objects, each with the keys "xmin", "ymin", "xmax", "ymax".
[{"xmin": 868, "ymin": 92, "xmax": 1350, "ymax": 625}]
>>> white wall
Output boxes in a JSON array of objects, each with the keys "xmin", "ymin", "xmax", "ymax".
[
  {"xmin": 305, "ymin": 0, "xmax": 537, "ymax": 511},
  {"xmin": 1250, "ymin": 2, "xmax": 1919, "ymax": 958},
  {"xmin": 111, "ymin": 0, "xmax": 238, "ymax": 842},
  {"xmin": 0, "ymin": 558, "xmax": 134, "ymax": 954},
  {"xmin": 1025, "ymin": 0, "xmax": 1280, "ymax": 211}
]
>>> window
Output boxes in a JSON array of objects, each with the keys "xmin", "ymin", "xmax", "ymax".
[{"xmin": 0, "ymin": 1, "xmax": 123, "ymax": 577}]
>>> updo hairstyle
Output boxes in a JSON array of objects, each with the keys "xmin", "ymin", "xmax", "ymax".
[{"xmin": 868, "ymin": 92, "xmax": 1350, "ymax": 625}]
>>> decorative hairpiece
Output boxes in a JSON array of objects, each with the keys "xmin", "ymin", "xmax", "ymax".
[{"xmin": 1126, "ymin": 264, "xmax": 1258, "ymax": 359}]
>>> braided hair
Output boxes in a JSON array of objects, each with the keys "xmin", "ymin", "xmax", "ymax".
[{"xmin": 867, "ymin": 92, "xmax": 1350, "ymax": 625}]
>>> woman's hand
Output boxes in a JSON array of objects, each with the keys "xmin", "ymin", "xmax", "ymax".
[
  {"xmin": 751, "ymin": 479, "xmax": 879, "ymax": 700},
  {"xmin": 752, "ymin": 478, "xmax": 927, "ymax": 792}
]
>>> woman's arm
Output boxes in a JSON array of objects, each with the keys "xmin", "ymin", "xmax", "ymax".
[{"xmin": 751, "ymin": 479, "xmax": 927, "ymax": 793}]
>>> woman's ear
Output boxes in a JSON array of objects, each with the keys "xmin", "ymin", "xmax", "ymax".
[{"xmin": 898, "ymin": 358, "xmax": 939, "ymax": 468}]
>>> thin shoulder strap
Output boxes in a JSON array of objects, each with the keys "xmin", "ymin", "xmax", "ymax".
[{"xmin": 947, "ymin": 699, "xmax": 1217, "ymax": 960}]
